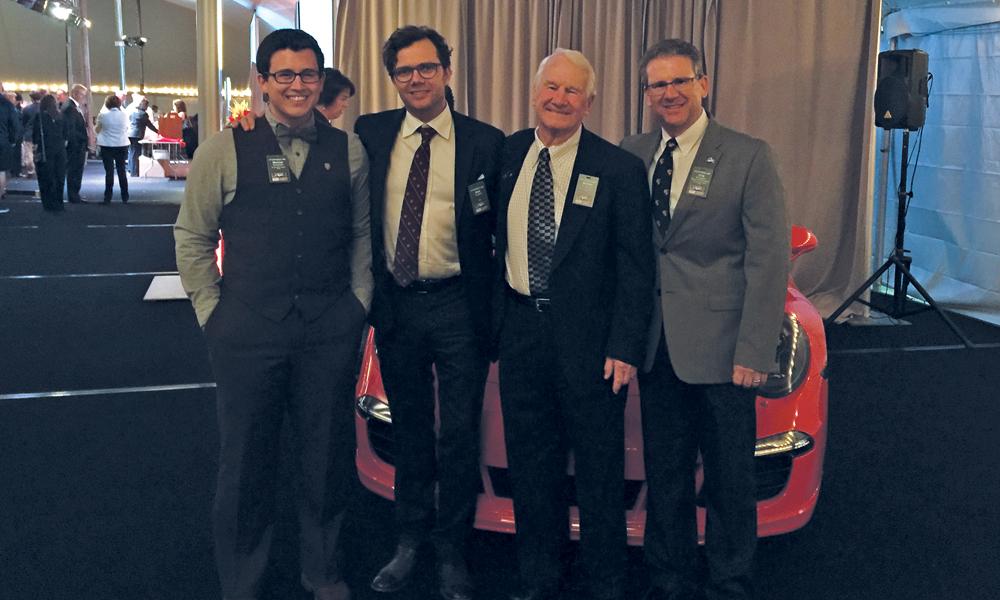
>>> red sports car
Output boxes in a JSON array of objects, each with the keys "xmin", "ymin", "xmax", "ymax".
[{"xmin": 354, "ymin": 226, "xmax": 828, "ymax": 544}]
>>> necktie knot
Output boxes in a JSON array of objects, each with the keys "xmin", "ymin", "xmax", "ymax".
[
  {"xmin": 419, "ymin": 126, "xmax": 436, "ymax": 145},
  {"xmin": 666, "ymin": 137, "xmax": 678, "ymax": 152},
  {"xmin": 537, "ymin": 147, "xmax": 551, "ymax": 165}
]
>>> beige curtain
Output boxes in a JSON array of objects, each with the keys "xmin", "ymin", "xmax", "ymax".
[
  {"xmin": 713, "ymin": 0, "xmax": 881, "ymax": 316},
  {"xmin": 333, "ymin": 0, "xmax": 879, "ymax": 316}
]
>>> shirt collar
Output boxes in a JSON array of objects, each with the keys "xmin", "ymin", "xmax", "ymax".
[
  {"xmin": 533, "ymin": 125, "xmax": 583, "ymax": 162},
  {"xmin": 402, "ymin": 107, "xmax": 453, "ymax": 141},
  {"xmin": 661, "ymin": 110, "xmax": 709, "ymax": 155},
  {"xmin": 264, "ymin": 104, "xmax": 317, "ymax": 132}
]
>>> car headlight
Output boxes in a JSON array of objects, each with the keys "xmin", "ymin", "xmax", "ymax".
[
  {"xmin": 757, "ymin": 313, "xmax": 810, "ymax": 399},
  {"xmin": 357, "ymin": 395, "xmax": 392, "ymax": 424},
  {"xmin": 755, "ymin": 430, "xmax": 813, "ymax": 457}
]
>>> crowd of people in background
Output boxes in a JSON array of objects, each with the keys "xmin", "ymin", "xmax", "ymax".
[{"xmin": 0, "ymin": 82, "xmax": 199, "ymax": 211}]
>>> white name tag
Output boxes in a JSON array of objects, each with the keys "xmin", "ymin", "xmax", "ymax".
[{"xmin": 572, "ymin": 174, "xmax": 599, "ymax": 207}]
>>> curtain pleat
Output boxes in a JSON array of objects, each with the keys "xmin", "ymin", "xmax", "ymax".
[{"xmin": 713, "ymin": 0, "xmax": 880, "ymax": 316}]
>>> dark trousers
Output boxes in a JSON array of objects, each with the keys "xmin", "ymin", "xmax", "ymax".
[
  {"xmin": 498, "ymin": 298, "xmax": 626, "ymax": 600},
  {"xmin": 99, "ymin": 146, "xmax": 129, "ymax": 202},
  {"xmin": 11, "ymin": 141, "xmax": 23, "ymax": 176},
  {"xmin": 638, "ymin": 333, "xmax": 757, "ymax": 600},
  {"xmin": 205, "ymin": 292, "xmax": 366, "ymax": 600},
  {"xmin": 374, "ymin": 279, "xmax": 488, "ymax": 553},
  {"xmin": 35, "ymin": 154, "xmax": 66, "ymax": 211},
  {"xmin": 128, "ymin": 137, "xmax": 142, "ymax": 176},
  {"xmin": 65, "ymin": 145, "xmax": 86, "ymax": 202}
]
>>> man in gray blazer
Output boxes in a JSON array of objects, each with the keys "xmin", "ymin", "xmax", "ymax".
[{"xmin": 621, "ymin": 39, "xmax": 789, "ymax": 600}]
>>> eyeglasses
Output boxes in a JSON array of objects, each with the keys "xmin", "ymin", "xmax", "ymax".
[
  {"xmin": 392, "ymin": 62, "xmax": 442, "ymax": 83},
  {"xmin": 642, "ymin": 76, "xmax": 701, "ymax": 96},
  {"xmin": 265, "ymin": 69, "xmax": 322, "ymax": 84}
]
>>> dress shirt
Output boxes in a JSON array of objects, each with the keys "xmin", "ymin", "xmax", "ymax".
[
  {"xmin": 505, "ymin": 126, "xmax": 582, "ymax": 296},
  {"xmin": 96, "ymin": 107, "xmax": 129, "ymax": 147},
  {"xmin": 648, "ymin": 110, "xmax": 709, "ymax": 216},
  {"xmin": 174, "ymin": 105, "xmax": 373, "ymax": 326},
  {"xmin": 383, "ymin": 108, "xmax": 459, "ymax": 281}
]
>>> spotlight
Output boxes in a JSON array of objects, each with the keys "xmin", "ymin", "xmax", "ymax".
[
  {"xmin": 46, "ymin": 1, "xmax": 91, "ymax": 28},
  {"xmin": 49, "ymin": 3, "xmax": 71, "ymax": 20},
  {"xmin": 117, "ymin": 35, "xmax": 149, "ymax": 48}
]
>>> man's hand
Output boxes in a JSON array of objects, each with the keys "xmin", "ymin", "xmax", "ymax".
[
  {"xmin": 733, "ymin": 364, "xmax": 768, "ymax": 388},
  {"xmin": 233, "ymin": 111, "xmax": 262, "ymax": 131},
  {"xmin": 604, "ymin": 358, "xmax": 637, "ymax": 394}
]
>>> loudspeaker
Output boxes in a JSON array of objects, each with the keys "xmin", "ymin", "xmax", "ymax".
[{"xmin": 874, "ymin": 50, "xmax": 929, "ymax": 130}]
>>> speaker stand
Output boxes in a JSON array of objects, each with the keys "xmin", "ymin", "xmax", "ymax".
[{"xmin": 825, "ymin": 129, "xmax": 973, "ymax": 347}]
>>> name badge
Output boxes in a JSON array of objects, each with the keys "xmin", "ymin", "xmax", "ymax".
[
  {"xmin": 572, "ymin": 174, "xmax": 599, "ymax": 207},
  {"xmin": 686, "ymin": 166, "xmax": 714, "ymax": 198},
  {"xmin": 467, "ymin": 180, "xmax": 491, "ymax": 215},
  {"xmin": 266, "ymin": 154, "xmax": 291, "ymax": 184}
]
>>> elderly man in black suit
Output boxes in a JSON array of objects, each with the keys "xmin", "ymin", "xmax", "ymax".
[
  {"xmin": 621, "ymin": 39, "xmax": 789, "ymax": 600},
  {"xmin": 493, "ymin": 49, "xmax": 654, "ymax": 600},
  {"xmin": 62, "ymin": 84, "xmax": 89, "ymax": 203},
  {"xmin": 353, "ymin": 25, "xmax": 504, "ymax": 600}
]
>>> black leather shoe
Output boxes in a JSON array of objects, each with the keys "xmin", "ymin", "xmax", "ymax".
[
  {"xmin": 371, "ymin": 542, "xmax": 420, "ymax": 593},
  {"xmin": 439, "ymin": 557, "xmax": 474, "ymax": 600}
]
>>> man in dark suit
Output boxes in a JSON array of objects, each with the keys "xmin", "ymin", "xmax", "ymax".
[
  {"xmin": 494, "ymin": 49, "xmax": 654, "ymax": 600},
  {"xmin": 620, "ymin": 39, "xmax": 789, "ymax": 600},
  {"xmin": 354, "ymin": 26, "xmax": 504, "ymax": 600},
  {"xmin": 62, "ymin": 84, "xmax": 89, "ymax": 203},
  {"xmin": 175, "ymin": 28, "xmax": 371, "ymax": 600},
  {"xmin": 0, "ymin": 86, "xmax": 19, "ymax": 199}
]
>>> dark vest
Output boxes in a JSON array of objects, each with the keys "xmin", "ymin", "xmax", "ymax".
[{"xmin": 221, "ymin": 117, "xmax": 353, "ymax": 322}]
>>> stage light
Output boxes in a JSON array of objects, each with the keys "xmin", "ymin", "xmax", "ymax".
[
  {"xmin": 49, "ymin": 4, "xmax": 71, "ymax": 20},
  {"xmin": 47, "ymin": 1, "xmax": 91, "ymax": 28},
  {"xmin": 118, "ymin": 35, "xmax": 148, "ymax": 48}
]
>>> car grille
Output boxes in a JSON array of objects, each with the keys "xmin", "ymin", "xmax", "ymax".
[{"xmin": 366, "ymin": 427, "xmax": 792, "ymax": 505}]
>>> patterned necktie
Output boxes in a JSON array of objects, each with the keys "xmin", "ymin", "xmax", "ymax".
[
  {"xmin": 527, "ymin": 147, "xmax": 556, "ymax": 295},
  {"xmin": 652, "ymin": 138, "xmax": 678, "ymax": 239},
  {"xmin": 392, "ymin": 126, "xmax": 436, "ymax": 287}
]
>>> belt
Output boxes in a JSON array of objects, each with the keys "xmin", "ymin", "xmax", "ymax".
[
  {"xmin": 395, "ymin": 275, "xmax": 461, "ymax": 294},
  {"xmin": 507, "ymin": 286, "xmax": 551, "ymax": 312}
]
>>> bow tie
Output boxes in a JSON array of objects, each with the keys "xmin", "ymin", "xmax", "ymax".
[{"xmin": 274, "ymin": 122, "xmax": 317, "ymax": 145}]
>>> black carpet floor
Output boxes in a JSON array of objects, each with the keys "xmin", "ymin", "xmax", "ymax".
[{"xmin": 2, "ymin": 163, "xmax": 998, "ymax": 599}]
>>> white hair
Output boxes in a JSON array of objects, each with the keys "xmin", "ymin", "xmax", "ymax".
[{"xmin": 532, "ymin": 48, "xmax": 597, "ymax": 98}]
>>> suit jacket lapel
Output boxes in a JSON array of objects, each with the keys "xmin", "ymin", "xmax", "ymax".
[
  {"xmin": 496, "ymin": 131, "xmax": 534, "ymax": 265},
  {"xmin": 635, "ymin": 131, "xmax": 661, "ymax": 170},
  {"xmin": 631, "ymin": 131, "xmax": 667, "ymax": 247},
  {"xmin": 452, "ymin": 111, "xmax": 475, "ymax": 223},
  {"xmin": 371, "ymin": 109, "xmax": 406, "ymax": 211},
  {"xmin": 551, "ymin": 128, "xmax": 597, "ymax": 272},
  {"xmin": 663, "ymin": 120, "xmax": 724, "ymax": 245}
]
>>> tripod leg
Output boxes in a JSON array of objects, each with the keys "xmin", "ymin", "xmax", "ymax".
[
  {"xmin": 893, "ymin": 254, "xmax": 911, "ymax": 316},
  {"xmin": 894, "ymin": 261, "xmax": 975, "ymax": 348},
  {"xmin": 825, "ymin": 259, "xmax": 896, "ymax": 325}
]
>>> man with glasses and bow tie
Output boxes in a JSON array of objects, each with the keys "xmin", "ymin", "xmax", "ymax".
[
  {"xmin": 493, "ymin": 49, "xmax": 653, "ymax": 600},
  {"xmin": 175, "ymin": 28, "xmax": 372, "ymax": 600},
  {"xmin": 353, "ymin": 25, "xmax": 504, "ymax": 600},
  {"xmin": 620, "ymin": 39, "xmax": 789, "ymax": 600}
]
